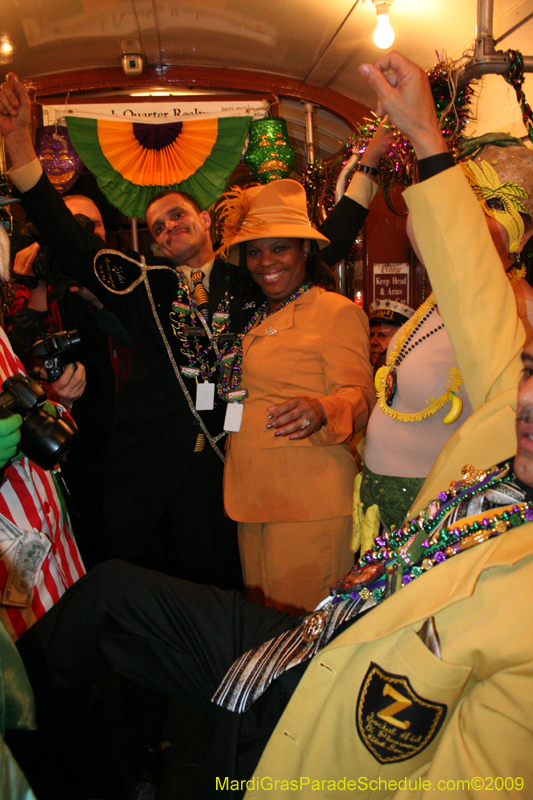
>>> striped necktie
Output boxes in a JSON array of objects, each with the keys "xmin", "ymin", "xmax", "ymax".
[
  {"xmin": 191, "ymin": 269, "xmax": 210, "ymax": 323},
  {"xmin": 212, "ymin": 593, "xmax": 375, "ymax": 713}
]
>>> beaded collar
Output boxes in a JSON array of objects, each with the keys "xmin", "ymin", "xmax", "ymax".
[
  {"xmin": 331, "ymin": 462, "xmax": 533, "ymax": 605},
  {"xmin": 217, "ymin": 280, "xmax": 314, "ymax": 403}
]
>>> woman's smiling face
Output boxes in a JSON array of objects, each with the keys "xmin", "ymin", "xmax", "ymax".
[{"xmin": 245, "ymin": 237, "xmax": 309, "ymax": 311}]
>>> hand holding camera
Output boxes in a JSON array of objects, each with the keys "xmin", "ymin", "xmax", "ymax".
[
  {"xmin": 44, "ymin": 361, "xmax": 86, "ymax": 409},
  {"xmin": 0, "ymin": 373, "xmax": 77, "ymax": 470},
  {"xmin": 32, "ymin": 330, "xmax": 86, "ymax": 407},
  {"xmin": 11, "ymin": 213, "xmax": 96, "ymax": 291},
  {"xmin": 33, "ymin": 329, "xmax": 82, "ymax": 381}
]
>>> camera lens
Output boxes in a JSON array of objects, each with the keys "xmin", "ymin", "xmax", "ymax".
[{"xmin": 20, "ymin": 409, "xmax": 78, "ymax": 470}]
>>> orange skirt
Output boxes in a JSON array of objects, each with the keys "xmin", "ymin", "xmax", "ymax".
[{"xmin": 238, "ymin": 515, "xmax": 354, "ymax": 615}]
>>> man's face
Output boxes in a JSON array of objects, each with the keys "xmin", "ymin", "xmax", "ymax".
[
  {"xmin": 369, "ymin": 322, "xmax": 399, "ymax": 365},
  {"xmin": 65, "ymin": 196, "xmax": 106, "ymax": 241},
  {"xmin": 515, "ymin": 343, "xmax": 533, "ymax": 487},
  {"xmin": 146, "ymin": 194, "xmax": 212, "ymax": 265}
]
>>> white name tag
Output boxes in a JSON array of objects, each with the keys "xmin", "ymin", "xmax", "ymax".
[
  {"xmin": 224, "ymin": 402, "xmax": 243, "ymax": 432},
  {"xmin": 196, "ymin": 381, "xmax": 215, "ymax": 411}
]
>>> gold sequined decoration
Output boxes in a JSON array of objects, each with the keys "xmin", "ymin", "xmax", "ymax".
[
  {"xmin": 494, "ymin": 520, "xmax": 510, "ymax": 534},
  {"xmin": 460, "ymin": 465, "xmax": 488, "ymax": 485}
]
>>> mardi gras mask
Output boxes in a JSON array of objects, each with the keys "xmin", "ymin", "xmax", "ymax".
[
  {"xmin": 461, "ymin": 158, "xmax": 529, "ymax": 253},
  {"xmin": 245, "ymin": 118, "xmax": 296, "ymax": 184},
  {"xmin": 34, "ymin": 125, "xmax": 84, "ymax": 194}
]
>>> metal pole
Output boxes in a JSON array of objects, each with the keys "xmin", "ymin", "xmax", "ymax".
[
  {"xmin": 477, "ymin": 0, "xmax": 493, "ymax": 41},
  {"xmin": 475, "ymin": 0, "xmax": 496, "ymax": 61},
  {"xmin": 0, "ymin": 135, "xmax": 6, "ymax": 175},
  {"xmin": 458, "ymin": 0, "xmax": 533, "ymax": 85},
  {"xmin": 131, "ymin": 216, "xmax": 139, "ymax": 252},
  {"xmin": 304, "ymin": 103, "xmax": 315, "ymax": 166}
]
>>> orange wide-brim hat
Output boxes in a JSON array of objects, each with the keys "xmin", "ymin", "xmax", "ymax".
[{"xmin": 217, "ymin": 179, "xmax": 330, "ymax": 264}]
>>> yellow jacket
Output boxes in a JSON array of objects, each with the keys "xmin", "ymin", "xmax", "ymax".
[{"xmin": 246, "ymin": 165, "xmax": 531, "ymax": 798}]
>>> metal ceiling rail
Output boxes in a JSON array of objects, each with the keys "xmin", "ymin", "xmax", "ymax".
[{"xmin": 458, "ymin": 0, "xmax": 533, "ymax": 87}]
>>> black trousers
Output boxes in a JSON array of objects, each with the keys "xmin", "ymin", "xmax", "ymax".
[
  {"xmin": 17, "ymin": 560, "xmax": 300, "ymax": 799},
  {"xmin": 104, "ymin": 446, "xmax": 243, "ymax": 590}
]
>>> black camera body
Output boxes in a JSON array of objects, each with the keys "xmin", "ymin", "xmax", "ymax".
[
  {"xmin": 32, "ymin": 330, "xmax": 82, "ymax": 381},
  {"xmin": 0, "ymin": 374, "xmax": 77, "ymax": 470},
  {"xmin": 11, "ymin": 214, "xmax": 96, "ymax": 289}
]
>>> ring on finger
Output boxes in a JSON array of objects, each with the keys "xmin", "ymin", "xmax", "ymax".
[{"xmin": 301, "ymin": 418, "xmax": 311, "ymax": 430}]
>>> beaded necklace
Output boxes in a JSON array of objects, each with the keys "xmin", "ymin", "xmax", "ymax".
[
  {"xmin": 330, "ymin": 462, "xmax": 533, "ymax": 605},
  {"xmin": 374, "ymin": 293, "xmax": 463, "ymax": 424},
  {"xmin": 169, "ymin": 268, "xmax": 233, "ymax": 383},
  {"xmin": 217, "ymin": 281, "xmax": 314, "ymax": 402}
]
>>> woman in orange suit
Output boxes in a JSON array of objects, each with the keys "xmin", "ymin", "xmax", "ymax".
[{"xmin": 218, "ymin": 179, "xmax": 375, "ymax": 614}]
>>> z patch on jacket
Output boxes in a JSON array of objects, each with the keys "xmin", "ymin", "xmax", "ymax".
[{"xmin": 356, "ymin": 662, "xmax": 447, "ymax": 763}]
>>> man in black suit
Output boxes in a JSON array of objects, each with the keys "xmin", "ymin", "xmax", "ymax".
[{"xmin": 0, "ymin": 72, "xmax": 382, "ymax": 587}]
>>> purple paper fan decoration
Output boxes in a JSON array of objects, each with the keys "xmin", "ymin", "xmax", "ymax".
[{"xmin": 132, "ymin": 121, "xmax": 183, "ymax": 150}]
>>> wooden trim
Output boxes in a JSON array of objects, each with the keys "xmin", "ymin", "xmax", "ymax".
[{"xmin": 25, "ymin": 65, "xmax": 370, "ymax": 128}]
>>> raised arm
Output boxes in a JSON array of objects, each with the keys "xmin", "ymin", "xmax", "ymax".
[
  {"xmin": 320, "ymin": 120, "xmax": 393, "ymax": 267},
  {"xmin": 358, "ymin": 53, "xmax": 447, "ymax": 160},
  {"xmin": 0, "ymin": 73, "xmax": 35, "ymax": 169},
  {"xmin": 0, "ymin": 74, "xmax": 112, "ymax": 302},
  {"xmin": 359, "ymin": 52, "xmax": 524, "ymax": 411}
]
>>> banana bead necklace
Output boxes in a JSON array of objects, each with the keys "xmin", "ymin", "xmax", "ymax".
[{"xmin": 374, "ymin": 293, "xmax": 463, "ymax": 425}]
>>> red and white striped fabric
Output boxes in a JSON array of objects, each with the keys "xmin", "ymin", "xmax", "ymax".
[{"xmin": 0, "ymin": 328, "xmax": 85, "ymax": 640}]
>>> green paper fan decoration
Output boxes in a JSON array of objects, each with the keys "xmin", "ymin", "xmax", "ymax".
[{"xmin": 65, "ymin": 115, "xmax": 253, "ymax": 219}]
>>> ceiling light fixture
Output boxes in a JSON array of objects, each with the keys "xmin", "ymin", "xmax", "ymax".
[
  {"xmin": 0, "ymin": 36, "xmax": 14, "ymax": 57},
  {"xmin": 371, "ymin": 0, "xmax": 395, "ymax": 49}
]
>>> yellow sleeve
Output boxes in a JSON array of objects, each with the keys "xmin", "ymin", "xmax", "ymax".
[{"xmin": 404, "ymin": 165, "xmax": 524, "ymax": 412}]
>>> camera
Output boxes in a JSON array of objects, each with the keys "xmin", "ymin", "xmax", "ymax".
[
  {"xmin": 0, "ymin": 374, "xmax": 77, "ymax": 470},
  {"xmin": 11, "ymin": 215, "xmax": 96, "ymax": 289},
  {"xmin": 32, "ymin": 330, "xmax": 82, "ymax": 382},
  {"xmin": 10, "ymin": 221, "xmax": 46, "ymax": 287},
  {"xmin": 122, "ymin": 53, "xmax": 143, "ymax": 75}
]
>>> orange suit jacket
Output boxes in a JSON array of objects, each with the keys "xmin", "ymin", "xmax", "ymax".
[{"xmin": 224, "ymin": 287, "xmax": 375, "ymax": 523}]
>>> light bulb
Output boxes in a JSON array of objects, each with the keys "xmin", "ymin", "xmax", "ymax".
[
  {"xmin": 0, "ymin": 37, "xmax": 13, "ymax": 57},
  {"xmin": 373, "ymin": 13, "xmax": 395, "ymax": 49}
]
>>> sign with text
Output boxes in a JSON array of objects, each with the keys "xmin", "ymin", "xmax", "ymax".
[
  {"xmin": 373, "ymin": 263, "xmax": 409, "ymax": 305},
  {"xmin": 42, "ymin": 99, "xmax": 268, "ymax": 125}
]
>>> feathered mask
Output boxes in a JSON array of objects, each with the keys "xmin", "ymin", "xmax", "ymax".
[{"xmin": 461, "ymin": 157, "xmax": 529, "ymax": 253}]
